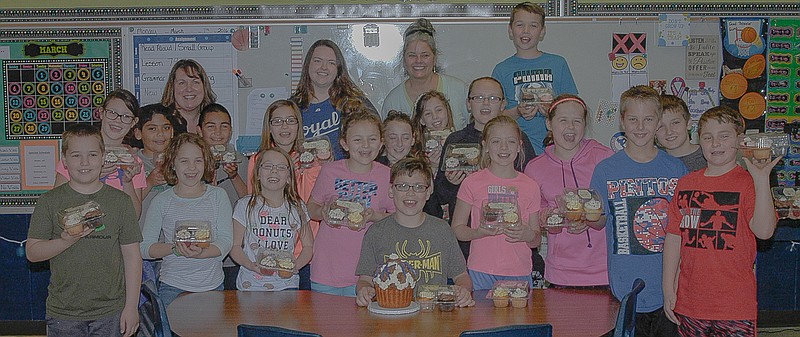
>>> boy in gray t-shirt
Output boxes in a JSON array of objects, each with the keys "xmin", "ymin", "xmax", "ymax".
[{"xmin": 355, "ymin": 158, "xmax": 474, "ymax": 307}]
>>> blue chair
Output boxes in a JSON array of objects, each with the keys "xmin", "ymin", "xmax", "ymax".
[
  {"xmin": 459, "ymin": 324, "xmax": 553, "ymax": 337},
  {"xmin": 137, "ymin": 279, "xmax": 171, "ymax": 337},
  {"xmin": 237, "ymin": 324, "xmax": 322, "ymax": 337},
  {"xmin": 613, "ymin": 278, "xmax": 646, "ymax": 337}
]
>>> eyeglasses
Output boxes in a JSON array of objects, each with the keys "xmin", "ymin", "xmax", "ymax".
[
  {"xmin": 469, "ymin": 95, "xmax": 504, "ymax": 104},
  {"xmin": 103, "ymin": 109, "xmax": 136, "ymax": 124},
  {"xmin": 270, "ymin": 117, "xmax": 299, "ymax": 126},
  {"xmin": 393, "ymin": 183, "xmax": 429, "ymax": 193},
  {"xmin": 260, "ymin": 163, "xmax": 290, "ymax": 172}
]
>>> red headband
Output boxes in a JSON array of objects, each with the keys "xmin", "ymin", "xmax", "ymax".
[{"xmin": 547, "ymin": 97, "xmax": 587, "ymax": 116}]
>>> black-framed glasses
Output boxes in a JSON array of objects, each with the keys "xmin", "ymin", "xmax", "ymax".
[
  {"xmin": 260, "ymin": 163, "xmax": 290, "ymax": 172},
  {"xmin": 469, "ymin": 95, "xmax": 504, "ymax": 104},
  {"xmin": 393, "ymin": 183, "xmax": 429, "ymax": 192},
  {"xmin": 270, "ymin": 117, "xmax": 299, "ymax": 126},
  {"xmin": 103, "ymin": 109, "xmax": 136, "ymax": 124}
]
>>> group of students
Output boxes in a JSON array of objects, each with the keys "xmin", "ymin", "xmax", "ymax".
[{"xmin": 26, "ymin": 2, "xmax": 777, "ymax": 337}]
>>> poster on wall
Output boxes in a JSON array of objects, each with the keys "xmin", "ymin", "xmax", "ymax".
[
  {"xmin": 0, "ymin": 29, "xmax": 121, "ymax": 200},
  {"xmin": 765, "ymin": 18, "xmax": 800, "ymax": 132},
  {"xmin": 719, "ymin": 18, "xmax": 767, "ymax": 131},
  {"xmin": 128, "ymin": 26, "xmax": 238, "ymax": 140}
]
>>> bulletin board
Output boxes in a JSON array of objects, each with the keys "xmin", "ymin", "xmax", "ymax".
[
  {"xmin": 0, "ymin": 4, "xmax": 795, "ymax": 204},
  {"xmin": 0, "ymin": 28, "xmax": 121, "ymax": 204}
]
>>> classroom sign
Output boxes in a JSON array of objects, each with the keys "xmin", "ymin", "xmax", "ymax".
[
  {"xmin": 1, "ymin": 40, "xmax": 114, "ymax": 140},
  {"xmin": 765, "ymin": 18, "xmax": 800, "ymax": 132},
  {"xmin": 0, "ymin": 29, "xmax": 120, "ymax": 199},
  {"xmin": 719, "ymin": 18, "xmax": 767, "ymax": 127}
]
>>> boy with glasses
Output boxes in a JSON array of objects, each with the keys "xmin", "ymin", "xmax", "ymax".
[{"xmin": 355, "ymin": 158, "xmax": 474, "ymax": 307}]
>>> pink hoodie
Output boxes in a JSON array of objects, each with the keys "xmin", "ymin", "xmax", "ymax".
[{"xmin": 524, "ymin": 139, "xmax": 614, "ymax": 286}]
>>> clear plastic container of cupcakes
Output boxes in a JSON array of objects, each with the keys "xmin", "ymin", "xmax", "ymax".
[
  {"xmin": 480, "ymin": 199, "xmax": 520, "ymax": 230},
  {"xmin": 326, "ymin": 196, "xmax": 367, "ymax": 230},
  {"xmin": 174, "ymin": 220, "xmax": 213, "ymax": 248},
  {"xmin": 300, "ymin": 136, "xmax": 333, "ymax": 168},
  {"xmin": 738, "ymin": 133, "xmax": 789, "ymax": 161},
  {"xmin": 255, "ymin": 248, "xmax": 296, "ymax": 278},
  {"xmin": 58, "ymin": 200, "xmax": 106, "ymax": 235},
  {"xmin": 210, "ymin": 145, "xmax": 241, "ymax": 164},
  {"xmin": 539, "ymin": 207, "xmax": 568, "ymax": 234},
  {"xmin": 487, "ymin": 280, "xmax": 529, "ymax": 308},
  {"xmin": 416, "ymin": 284, "xmax": 458, "ymax": 312},
  {"xmin": 441, "ymin": 143, "xmax": 481, "ymax": 172},
  {"xmin": 772, "ymin": 187, "xmax": 800, "ymax": 219},
  {"xmin": 424, "ymin": 129, "xmax": 452, "ymax": 153},
  {"xmin": 104, "ymin": 147, "xmax": 136, "ymax": 166},
  {"xmin": 556, "ymin": 188, "xmax": 605, "ymax": 230}
]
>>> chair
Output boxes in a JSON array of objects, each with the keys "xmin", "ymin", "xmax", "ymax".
[
  {"xmin": 459, "ymin": 324, "xmax": 553, "ymax": 337},
  {"xmin": 137, "ymin": 279, "xmax": 171, "ymax": 337},
  {"xmin": 612, "ymin": 278, "xmax": 646, "ymax": 337},
  {"xmin": 237, "ymin": 324, "xmax": 322, "ymax": 337}
]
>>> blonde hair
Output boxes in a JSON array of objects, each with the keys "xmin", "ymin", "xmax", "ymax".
[
  {"xmin": 510, "ymin": 2, "xmax": 546, "ymax": 26},
  {"xmin": 247, "ymin": 148, "xmax": 307, "ymax": 231},
  {"xmin": 619, "ymin": 85, "xmax": 662, "ymax": 118},
  {"xmin": 259, "ymin": 100, "xmax": 304, "ymax": 154},
  {"xmin": 480, "ymin": 115, "xmax": 525, "ymax": 169},
  {"xmin": 162, "ymin": 133, "xmax": 215, "ymax": 185}
]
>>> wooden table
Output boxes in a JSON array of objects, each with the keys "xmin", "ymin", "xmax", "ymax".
[{"xmin": 167, "ymin": 289, "xmax": 618, "ymax": 337}]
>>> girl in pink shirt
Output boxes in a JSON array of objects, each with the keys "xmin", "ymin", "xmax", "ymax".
[
  {"xmin": 306, "ymin": 112, "xmax": 395, "ymax": 296},
  {"xmin": 524, "ymin": 94, "xmax": 614, "ymax": 287},
  {"xmin": 55, "ymin": 89, "xmax": 147, "ymax": 217},
  {"xmin": 452, "ymin": 115, "xmax": 542, "ymax": 290}
]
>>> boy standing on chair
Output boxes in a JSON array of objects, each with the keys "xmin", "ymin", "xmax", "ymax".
[
  {"xmin": 590, "ymin": 85, "xmax": 686, "ymax": 336},
  {"xmin": 27, "ymin": 124, "xmax": 142, "ymax": 337},
  {"xmin": 663, "ymin": 107, "xmax": 778, "ymax": 336}
]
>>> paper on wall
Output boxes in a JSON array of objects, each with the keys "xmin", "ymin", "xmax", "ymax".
[
  {"xmin": 658, "ymin": 14, "xmax": 690, "ymax": 47},
  {"xmin": 245, "ymin": 87, "xmax": 290, "ymax": 136}
]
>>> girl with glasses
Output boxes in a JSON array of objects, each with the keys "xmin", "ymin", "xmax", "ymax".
[
  {"xmin": 54, "ymin": 89, "xmax": 148, "ymax": 217},
  {"xmin": 230, "ymin": 148, "xmax": 313, "ymax": 291},
  {"xmin": 433, "ymin": 77, "xmax": 537, "ymax": 260},
  {"xmin": 247, "ymin": 99, "xmax": 320, "ymax": 290}
]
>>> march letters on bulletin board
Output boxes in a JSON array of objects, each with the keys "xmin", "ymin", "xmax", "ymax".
[{"xmin": 0, "ymin": 29, "xmax": 121, "ymax": 202}]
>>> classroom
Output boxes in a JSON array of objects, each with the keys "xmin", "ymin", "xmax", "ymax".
[{"xmin": 0, "ymin": 1, "xmax": 799, "ymax": 336}]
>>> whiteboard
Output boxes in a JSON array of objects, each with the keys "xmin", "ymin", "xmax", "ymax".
[{"xmin": 122, "ymin": 18, "xmax": 721, "ymax": 148}]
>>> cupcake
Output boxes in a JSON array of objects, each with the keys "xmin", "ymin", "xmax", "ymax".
[
  {"xmin": 63, "ymin": 212, "xmax": 85, "ymax": 235},
  {"xmin": 584, "ymin": 199, "xmax": 602, "ymax": 221},
  {"xmin": 373, "ymin": 254, "xmax": 417, "ymax": 308},
  {"xmin": 563, "ymin": 192, "xmax": 583, "ymax": 221},
  {"xmin": 510, "ymin": 288, "xmax": 528, "ymax": 308},
  {"xmin": 194, "ymin": 228, "xmax": 211, "ymax": 248},
  {"xmin": 753, "ymin": 147, "xmax": 771, "ymax": 160},
  {"xmin": 437, "ymin": 290, "xmax": 456, "ymax": 312},
  {"xmin": 492, "ymin": 287, "xmax": 510, "ymax": 307},
  {"xmin": 259, "ymin": 255, "xmax": 277, "ymax": 276},
  {"xmin": 277, "ymin": 257, "xmax": 295, "ymax": 279},
  {"xmin": 416, "ymin": 288, "xmax": 436, "ymax": 311},
  {"xmin": 545, "ymin": 213, "xmax": 565, "ymax": 234},
  {"xmin": 222, "ymin": 152, "xmax": 237, "ymax": 163}
]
